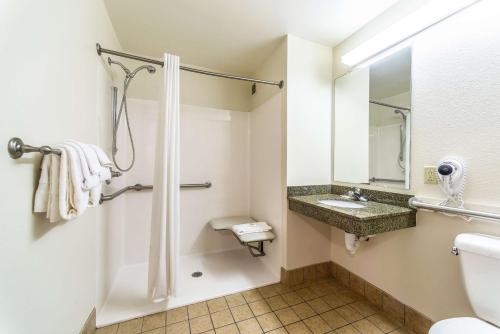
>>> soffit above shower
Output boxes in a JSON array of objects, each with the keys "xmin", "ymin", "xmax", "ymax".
[{"xmin": 104, "ymin": 0, "xmax": 399, "ymax": 76}]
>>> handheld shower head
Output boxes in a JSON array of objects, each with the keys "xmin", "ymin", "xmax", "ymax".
[
  {"xmin": 129, "ymin": 65, "xmax": 156, "ymax": 78},
  {"xmin": 108, "ymin": 57, "xmax": 130, "ymax": 75}
]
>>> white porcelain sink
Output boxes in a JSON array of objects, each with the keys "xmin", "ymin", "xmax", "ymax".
[{"xmin": 318, "ymin": 199, "xmax": 366, "ymax": 209}]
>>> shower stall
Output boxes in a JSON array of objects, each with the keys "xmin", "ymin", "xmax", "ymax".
[{"xmin": 96, "ymin": 47, "xmax": 285, "ymax": 326}]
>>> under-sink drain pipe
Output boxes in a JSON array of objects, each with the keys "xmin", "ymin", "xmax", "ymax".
[{"xmin": 344, "ymin": 233, "xmax": 375, "ymax": 254}]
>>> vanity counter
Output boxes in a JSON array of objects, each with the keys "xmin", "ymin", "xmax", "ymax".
[{"xmin": 288, "ymin": 192, "xmax": 416, "ymax": 236}]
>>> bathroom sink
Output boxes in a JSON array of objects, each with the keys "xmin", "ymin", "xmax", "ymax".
[{"xmin": 318, "ymin": 199, "xmax": 366, "ymax": 209}]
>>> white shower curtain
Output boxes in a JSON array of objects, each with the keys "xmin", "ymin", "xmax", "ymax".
[{"xmin": 148, "ymin": 53, "xmax": 181, "ymax": 300}]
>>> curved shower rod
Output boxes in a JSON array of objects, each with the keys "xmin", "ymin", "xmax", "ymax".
[{"xmin": 96, "ymin": 43, "xmax": 284, "ymax": 89}]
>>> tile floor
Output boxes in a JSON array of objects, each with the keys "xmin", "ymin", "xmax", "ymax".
[{"xmin": 96, "ymin": 277, "xmax": 415, "ymax": 334}]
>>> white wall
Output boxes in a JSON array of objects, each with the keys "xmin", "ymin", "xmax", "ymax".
[
  {"xmin": 286, "ymin": 35, "xmax": 333, "ymax": 186},
  {"xmin": 126, "ymin": 62, "xmax": 252, "ymax": 112},
  {"xmin": 0, "ymin": 0, "xmax": 120, "ymax": 333},
  {"xmin": 250, "ymin": 94, "xmax": 284, "ymax": 277},
  {"xmin": 331, "ymin": 0, "xmax": 500, "ymax": 321},
  {"xmin": 284, "ymin": 35, "xmax": 333, "ymax": 270}
]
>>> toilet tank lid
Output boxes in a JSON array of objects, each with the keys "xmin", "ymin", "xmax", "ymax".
[{"xmin": 455, "ymin": 233, "xmax": 500, "ymax": 259}]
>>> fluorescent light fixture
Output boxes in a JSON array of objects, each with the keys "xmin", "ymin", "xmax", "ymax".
[{"xmin": 342, "ymin": 0, "xmax": 481, "ymax": 67}]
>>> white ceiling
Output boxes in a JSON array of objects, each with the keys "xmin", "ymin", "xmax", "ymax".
[{"xmin": 104, "ymin": 0, "xmax": 399, "ymax": 75}]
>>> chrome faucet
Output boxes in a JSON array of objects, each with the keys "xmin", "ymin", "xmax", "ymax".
[{"xmin": 344, "ymin": 187, "xmax": 368, "ymax": 202}]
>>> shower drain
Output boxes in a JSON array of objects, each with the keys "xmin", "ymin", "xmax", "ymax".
[{"xmin": 191, "ymin": 271, "xmax": 203, "ymax": 278}]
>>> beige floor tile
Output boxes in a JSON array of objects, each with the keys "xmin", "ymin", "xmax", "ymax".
[
  {"xmin": 215, "ymin": 323, "xmax": 240, "ymax": 334},
  {"xmin": 282, "ymin": 292, "xmax": 305, "ymax": 306},
  {"xmin": 259, "ymin": 285, "xmax": 279, "ymax": 298},
  {"xmin": 243, "ymin": 289, "xmax": 264, "ymax": 303},
  {"xmin": 249, "ymin": 300, "xmax": 272, "ymax": 316},
  {"xmin": 256, "ymin": 312, "xmax": 282, "ymax": 332},
  {"xmin": 237, "ymin": 318, "xmax": 263, "ymax": 334},
  {"xmin": 286, "ymin": 321, "xmax": 313, "ymax": 334},
  {"xmin": 272, "ymin": 283, "xmax": 293, "ymax": 294},
  {"xmin": 143, "ymin": 327, "xmax": 166, "ymax": 334},
  {"xmin": 166, "ymin": 307, "xmax": 188, "ymax": 325},
  {"xmin": 303, "ymin": 315, "xmax": 332, "ymax": 334},
  {"xmin": 211, "ymin": 309, "xmax": 235, "ymax": 328},
  {"xmin": 388, "ymin": 328, "xmax": 413, "ymax": 334},
  {"xmin": 352, "ymin": 319, "xmax": 384, "ymax": 334},
  {"xmin": 336, "ymin": 305, "xmax": 364, "ymax": 323},
  {"xmin": 320, "ymin": 310, "xmax": 348, "ymax": 330},
  {"xmin": 337, "ymin": 290, "xmax": 362, "ymax": 304},
  {"xmin": 350, "ymin": 301, "xmax": 377, "ymax": 318},
  {"xmin": 208, "ymin": 297, "xmax": 229, "ymax": 313},
  {"xmin": 204, "ymin": 331, "xmax": 216, "ymax": 334},
  {"xmin": 225, "ymin": 293, "xmax": 246, "ymax": 308},
  {"xmin": 142, "ymin": 312, "xmax": 166, "ymax": 332},
  {"xmin": 189, "ymin": 302, "xmax": 210, "ymax": 319},
  {"xmin": 117, "ymin": 318, "xmax": 143, "ymax": 334},
  {"xmin": 96, "ymin": 324, "xmax": 118, "ymax": 334},
  {"xmin": 307, "ymin": 298, "xmax": 332, "ymax": 314},
  {"xmin": 267, "ymin": 328, "xmax": 287, "ymax": 334},
  {"xmin": 292, "ymin": 302, "xmax": 317, "ymax": 320},
  {"xmin": 296, "ymin": 288, "xmax": 320, "ymax": 301},
  {"xmin": 367, "ymin": 314, "xmax": 400, "ymax": 333},
  {"xmin": 230, "ymin": 304, "xmax": 254, "ymax": 322},
  {"xmin": 335, "ymin": 324, "xmax": 360, "ymax": 334},
  {"xmin": 266, "ymin": 295, "xmax": 289, "ymax": 311},
  {"xmin": 166, "ymin": 321, "xmax": 189, "ymax": 334},
  {"xmin": 275, "ymin": 307, "xmax": 301, "ymax": 326},
  {"xmin": 310, "ymin": 283, "xmax": 336, "ymax": 297},
  {"xmin": 190, "ymin": 315, "xmax": 214, "ymax": 334},
  {"xmin": 321, "ymin": 294, "xmax": 345, "ymax": 309}
]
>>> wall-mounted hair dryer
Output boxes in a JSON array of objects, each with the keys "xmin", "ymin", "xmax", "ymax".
[{"xmin": 437, "ymin": 156, "xmax": 466, "ymax": 208}]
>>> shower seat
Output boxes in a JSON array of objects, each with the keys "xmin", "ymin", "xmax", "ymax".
[{"xmin": 209, "ymin": 216, "xmax": 275, "ymax": 257}]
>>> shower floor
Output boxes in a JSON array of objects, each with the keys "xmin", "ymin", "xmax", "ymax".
[{"xmin": 97, "ymin": 248, "xmax": 279, "ymax": 327}]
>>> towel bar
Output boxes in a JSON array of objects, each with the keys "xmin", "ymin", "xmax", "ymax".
[{"xmin": 7, "ymin": 137, "xmax": 122, "ymax": 179}]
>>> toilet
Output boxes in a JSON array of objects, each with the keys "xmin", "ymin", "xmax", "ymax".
[{"xmin": 429, "ymin": 233, "xmax": 500, "ymax": 333}]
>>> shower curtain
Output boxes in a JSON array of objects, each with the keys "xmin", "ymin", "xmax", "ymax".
[{"xmin": 148, "ymin": 53, "xmax": 181, "ymax": 300}]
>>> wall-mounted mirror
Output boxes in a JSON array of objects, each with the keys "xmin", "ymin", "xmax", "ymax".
[{"xmin": 334, "ymin": 47, "xmax": 411, "ymax": 189}]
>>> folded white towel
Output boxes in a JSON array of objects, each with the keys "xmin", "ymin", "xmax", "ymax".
[
  {"xmin": 232, "ymin": 222, "xmax": 272, "ymax": 236},
  {"xmin": 88, "ymin": 144, "xmax": 113, "ymax": 182},
  {"xmin": 58, "ymin": 144, "xmax": 89, "ymax": 220},
  {"xmin": 47, "ymin": 153, "xmax": 61, "ymax": 222},
  {"xmin": 65, "ymin": 141, "xmax": 102, "ymax": 206},
  {"xmin": 34, "ymin": 155, "xmax": 51, "ymax": 213}
]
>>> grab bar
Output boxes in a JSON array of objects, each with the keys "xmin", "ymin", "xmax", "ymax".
[
  {"xmin": 7, "ymin": 137, "xmax": 122, "ymax": 180},
  {"xmin": 370, "ymin": 177, "xmax": 405, "ymax": 183},
  {"xmin": 100, "ymin": 182, "xmax": 212, "ymax": 204},
  {"xmin": 408, "ymin": 197, "xmax": 500, "ymax": 222}
]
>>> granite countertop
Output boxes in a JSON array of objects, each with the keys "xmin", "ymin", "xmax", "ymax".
[{"xmin": 287, "ymin": 186, "xmax": 416, "ymax": 236}]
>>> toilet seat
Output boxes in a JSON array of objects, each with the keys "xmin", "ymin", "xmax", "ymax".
[{"xmin": 429, "ymin": 317, "xmax": 500, "ymax": 334}]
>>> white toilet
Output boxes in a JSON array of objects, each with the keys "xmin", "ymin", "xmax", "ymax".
[{"xmin": 429, "ymin": 233, "xmax": 500, "ymax": 333}]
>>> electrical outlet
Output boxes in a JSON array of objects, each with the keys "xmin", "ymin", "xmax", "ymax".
[{"xmin": 424, "ymin": 166, "xmax": 439, "ymax": 184}]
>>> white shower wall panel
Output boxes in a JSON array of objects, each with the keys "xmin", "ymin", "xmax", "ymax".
[{"xmin": 121, "ymin": 99, "xmax": 250, "ymax": 265}]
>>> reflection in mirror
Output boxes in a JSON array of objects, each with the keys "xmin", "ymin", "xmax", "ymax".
[{"xmin": 334, "ymin": 47, "xmax": 412, "ymax": 190}]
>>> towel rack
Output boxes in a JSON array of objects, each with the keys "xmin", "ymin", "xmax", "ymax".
[
  {"xmin": 100, "ymin": 182, "xmax": 212, "ymax": 204},
  {"xmin": 409, "ymin": 197, "xmax": 500, "ymax": 222},
  {"xmin": 7, "ymin": 137, "xmax": 122, "ymax": 179}
]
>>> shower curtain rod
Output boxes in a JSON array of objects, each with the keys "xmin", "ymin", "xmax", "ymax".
[
  {"xmin": 96, "ymin": 43, "xmax": 284, "ymax": 88},
  {"xmin": 369, "ymin": 100, "xmax": 411, "ymax": 111}
]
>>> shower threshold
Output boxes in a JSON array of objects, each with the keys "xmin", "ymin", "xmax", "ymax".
[{"xmin": 97, "ymin": 248, "xmax": 279, "ymax": 327}]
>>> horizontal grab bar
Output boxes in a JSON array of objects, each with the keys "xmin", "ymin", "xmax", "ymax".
[
  {"xmin": 100, "ymin": 182, "xmax": 212, "ymax": 204},
  {"xmin": 408, "ymin": 197, "xmax": 500, "ymax": 222}
]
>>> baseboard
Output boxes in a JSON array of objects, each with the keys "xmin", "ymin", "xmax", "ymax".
[
  {"xmin": 80, "ymin": 308, "xmax": 96, "ymax": 334},
  {"xmin": 281, "ymin": 261, "xmax": 433, "ymax": 334}
]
